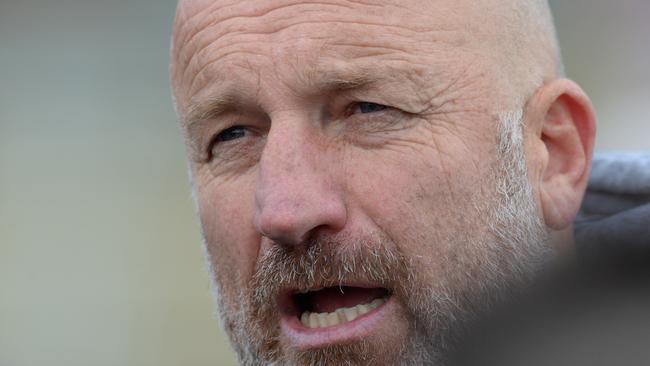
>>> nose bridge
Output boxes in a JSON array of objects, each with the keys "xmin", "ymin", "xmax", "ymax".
[
  {"xmin": 263, "ymin": 115, "xmax": 315, "ymax": 184},
  {"xmin": 254, "ymin": 115, "xmax": 346, "ymax": 246}
]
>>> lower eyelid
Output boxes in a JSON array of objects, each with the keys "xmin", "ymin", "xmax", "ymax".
[{"xmin": 208, "ymin": 129, "xmax": 264, "ymax": 161}]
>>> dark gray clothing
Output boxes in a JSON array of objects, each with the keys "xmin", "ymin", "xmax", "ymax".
[{"xmin": 575, "ymin": 152, "xmax": 650, "ymax": 250}]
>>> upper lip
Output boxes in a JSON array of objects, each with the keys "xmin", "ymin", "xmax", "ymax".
[
  {"xmin": 283, "ymin": 281, "xmax": 390, "ymax": 294},
  {"xmin": 277, "ymin": 282, "xmax": 391, "ymax": 316}
]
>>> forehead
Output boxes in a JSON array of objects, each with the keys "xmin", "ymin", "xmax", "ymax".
[
  {"xmin": 172, "ymin": 0, "xmax": 489, "ymax": 106},
  {"xmin": 174, "ymin": 0, "xmax": 471, "ymax": 42}
]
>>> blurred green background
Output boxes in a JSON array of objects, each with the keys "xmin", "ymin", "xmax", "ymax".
[{"xmin": 1, "ymin": 1, "xmax": 648, "ymax": 365}]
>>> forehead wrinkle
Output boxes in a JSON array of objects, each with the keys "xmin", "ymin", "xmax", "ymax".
[
  {"xmin": 185, "ymin": 26, "xmax": 450, "ymax": 103},
  {"xmin": 181, "ymin": 17, "xmax": 425, "ymax": 94},
  {"xmin": 173, "ymin": 0, "xmax": 464, "ymax": 89},
  {"xmin": 175, "ymin": 1, "xmax": 357, "ymax": 78},
  {"xmin": 180, "ymin": 0, "xmax": 361, "ymax": 48},
  {"xmin": 187, "ymin": 47, "xmax": 269, "ymax": 98},
  {"xmin": 174, "ymin": 0, "xmax": 251, "ymax": 59},
  {"xmin": 287, "ymin": 58, "xmax": 382, "ymax": 97},
  {"xmin": 173, "ymin": 1, "xmax": 238, "ymax": 77}
]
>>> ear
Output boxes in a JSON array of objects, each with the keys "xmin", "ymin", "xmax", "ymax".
[{"xmin": 528, "ymin": 79, "xmax": 597, "ymax": 230}]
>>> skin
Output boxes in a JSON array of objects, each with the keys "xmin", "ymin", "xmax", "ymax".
[{"xmin": 170, "ymin": 0, "xmax": 596, "ymax": 364}]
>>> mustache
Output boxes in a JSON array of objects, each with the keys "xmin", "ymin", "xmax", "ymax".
[
  {"xmin": 242, "ymin": 234, "xmax": 459, "ymax": 365},
  {"xmin": 249, "ymin": 234, "xmax": 407, "ymax": 309},
  {"xmin": 240, "ymin": 234, "xmax": 412, "ymax": 363}
]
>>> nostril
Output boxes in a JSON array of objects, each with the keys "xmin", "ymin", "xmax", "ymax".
[
  {"xmin": 255, "ymin": 203, "xmax": 347, "ymax": 248},
  {"xmin": 255, "ymin": 208, "xmax": 306, "ymax": 245}
]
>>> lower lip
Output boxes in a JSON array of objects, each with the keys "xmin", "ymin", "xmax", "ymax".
[{"xmin": 280, "ymin": 297, "xmax": 394, "ymax": 350}]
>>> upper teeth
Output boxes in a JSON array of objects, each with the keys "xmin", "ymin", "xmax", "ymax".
[{"xmin": 299, "ymin": 298, "xmax": 386, "ymax": 329}]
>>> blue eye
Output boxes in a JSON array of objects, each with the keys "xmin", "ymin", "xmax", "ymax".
[
  {"xmin": 357, "ymin": 102, "xmax": 387, "ymax": 114},
  {"xmin": 217, "ymin": 126, "xmax": 247, "ymax": 142}
]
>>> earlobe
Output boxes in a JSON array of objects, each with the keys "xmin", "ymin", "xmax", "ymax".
[{"xmin": 534, "ymin": 79, "xmax": 597, "ymax": 230}]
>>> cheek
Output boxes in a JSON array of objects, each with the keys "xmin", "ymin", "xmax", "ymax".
[
  {"xmin": 196, "ymin": 173, "xmax": 260, "ymax": 296},
  {"xmin": 346, "ymin": 133, "xmax": 496, "ymax": 266}
]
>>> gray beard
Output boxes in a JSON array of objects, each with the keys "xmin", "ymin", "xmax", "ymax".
[{"xmin": 204, "ymin": 109, "xmax": 553, "ymax": 366}]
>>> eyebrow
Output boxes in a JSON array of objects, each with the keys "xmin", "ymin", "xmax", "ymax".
[
  {"xmin": 184, "ymin": 90, "xmax": 240, "ymax": 129},
  {"xmin": 307, "ymin": 68, "xmax": 380, "ymax": 93}
]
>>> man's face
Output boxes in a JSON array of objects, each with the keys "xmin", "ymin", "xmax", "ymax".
[{"xmin": 171, "ymin": 0, "xmax": 550, "ymax": 364}]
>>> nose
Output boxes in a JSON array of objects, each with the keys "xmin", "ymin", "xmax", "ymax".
[{"xmin": 254, "ymin": 121, "xmax": 347, "ymax": 248}]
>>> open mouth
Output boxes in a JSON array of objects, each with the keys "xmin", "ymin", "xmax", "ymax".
[{"xmin": 288, "ymin": 286, "xmax": 391, "ymax": 329}]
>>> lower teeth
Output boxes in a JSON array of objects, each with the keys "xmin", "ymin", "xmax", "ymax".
[{"xmin": 300, "ymin": 298, "xmax": 386, "ymax": 329}]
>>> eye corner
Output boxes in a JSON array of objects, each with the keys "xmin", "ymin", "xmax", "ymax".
[{"xmin": 189, "ymin": 147, "xmax": 210, "ymax": 164}]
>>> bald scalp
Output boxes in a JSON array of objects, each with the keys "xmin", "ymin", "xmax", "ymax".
[
  {"xmin": 488, "ymin": 0, "xmax": 563, "ymax": 105},
  {"xmin": 170, "ymin": 0, "xmax": 562, "ymax": 113}
]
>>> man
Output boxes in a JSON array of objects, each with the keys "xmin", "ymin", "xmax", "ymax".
[{"xmin": 169, "ymin": 0, "xmax": 596, "ymax": 364}]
